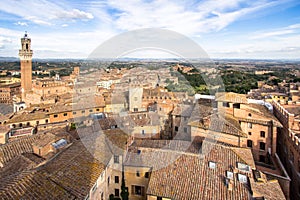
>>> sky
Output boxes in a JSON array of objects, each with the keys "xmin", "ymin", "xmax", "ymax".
[{"xmin": 0, "ymin": 0, "xmax": 300, "ymax": 59}]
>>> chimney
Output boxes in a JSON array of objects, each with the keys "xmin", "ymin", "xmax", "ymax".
[
  {"xmin": 228, "ymin": 181, "xmax": 233, "ymax": 191},
  {"xmin": 203, "ymin": 117, "xmax": 210, "ymax": 127}
]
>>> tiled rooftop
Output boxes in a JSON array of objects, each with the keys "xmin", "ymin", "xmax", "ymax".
[
  {"xmin": 0, "ymin": 138, "xmax": 109, "ymax": 199},
  {"xmin": 0, "ymin": 134, "xmax": 42, "ymax": 165},
  {"xmin": 189, "ymin": 113, "xmax": 247, "ymax": 138},
  {"xmin": 124, "ymin": 140, "xmax": 284, "ymax": 200},
  {"xmin": 126, "ymin": 143, "xmax": 253, "ymax": 199}
]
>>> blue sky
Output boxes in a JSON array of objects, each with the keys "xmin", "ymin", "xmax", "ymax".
[{"xmin": 0, "ymin": 0, "xmax": 300, "ymax": 59}]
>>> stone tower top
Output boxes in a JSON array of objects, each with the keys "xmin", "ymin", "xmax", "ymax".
[{"xmin": 19, "ymin": 31, "xmax": 33, "ymax": 60}]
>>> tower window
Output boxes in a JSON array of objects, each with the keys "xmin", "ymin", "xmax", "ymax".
[{"xmin": 26, "ymin": 43, "xmax": 28, "ymax": 50}]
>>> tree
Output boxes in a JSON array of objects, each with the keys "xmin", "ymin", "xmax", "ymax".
[{"xmin": 121, "ymin": 170, "xmax": 129, "ymax": 200}]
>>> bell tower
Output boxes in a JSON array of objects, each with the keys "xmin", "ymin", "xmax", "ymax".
[{"xmin": 19, "ymin": 31, "xmax": 33, "ymax": 100}]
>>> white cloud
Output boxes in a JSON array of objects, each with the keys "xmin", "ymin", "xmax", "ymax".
[
  {"xmin": 56, "ymin": 9, "xmax": 94, "ymax": 20},
  {"xmin": 14, "ymin": 21, "xmax": 28, "ymax": 26},
  {"xmin": 0, "ymin": 0, "xmax": 94, "ymax": 26},
  {"xmin": 251, "ymin": 23, "xmax": 300, "ymax": 39},
  {"xmin": 0, "ymin": 0, "xmax": 299, "ymax": 59},
  {"xmin": 99, "ymin": 0, "xmax": 287, "ymax": 37}
]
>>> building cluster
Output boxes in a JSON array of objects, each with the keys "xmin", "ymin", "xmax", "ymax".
[{"xmin": 0, "ymin": 33, "xmax": 299, "ymax": 200}]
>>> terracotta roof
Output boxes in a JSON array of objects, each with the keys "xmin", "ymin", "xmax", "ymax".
[
  {"xmin": 250, "ymin": 179, "xmax": 286, "ymax": 200},
  {"xmin": 0, "ymin": 153, "xmax": 44, "ymax": 179},
  {"xmin": 125, "ymin": 143, "xmax": 253, "ymax": 199},
  {"xmin": 0, "ymin": 136, "xmax": 110, "ymax": 199},
  {"xmin": 241, "ymin": 103, "xmax": 282, "ymax": 127},
  {"xmin": 0, "ymin": 171, "xmax": 76, "ymax": 199},
  {"xmin": 282, "ymin": 104, "xmax": 300, "ymax": 116},
  {"xmin": 171, "ymin": 104, "xmax": 194, "ymax": 117},
  {"xmin": 40, "ymin": 141, "xmax": 106, "ymax": 199},
  {"xmin": 7, "ymin": 112, "xmax": 48, "ymax": 124},
  {"xmin": 0, "ymin": 134, "xmax": 43, "ymax": 165},
  {"xmin": 189, "ymin": 113, "xmax": 247, "ymax": 138}
]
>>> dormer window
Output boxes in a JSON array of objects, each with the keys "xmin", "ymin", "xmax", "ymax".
[
  {"xmin": 238, "ymin": 174, "xmax": 248, "ymax": 183},
  {"xmin": 226, "ymin": 171, "xmax": 234, "ymax": 180},
  {"xmin": 209, "ymin": 161, "xmax": 216, "ymax": 169},
  {"xmin": 237, "ymin": 162, "xmax": 251, "ymax": 172}
]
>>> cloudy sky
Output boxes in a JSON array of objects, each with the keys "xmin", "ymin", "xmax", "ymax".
[{"xmin": 0, "ymin": 0, "xmax": 300, "ymax": 59}]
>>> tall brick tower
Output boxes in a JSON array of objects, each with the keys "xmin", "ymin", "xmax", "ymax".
[{"xmin": 19, "ymin": 32, "xmax": 33, "ymax": 100}]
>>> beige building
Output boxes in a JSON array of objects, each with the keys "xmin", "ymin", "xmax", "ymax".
[{"xmin": 0, "ymin": 83, "xmax": 21, "ymax": 104}]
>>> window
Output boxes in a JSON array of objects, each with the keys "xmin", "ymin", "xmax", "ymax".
[
  {"xmin": 247, "ymin": 140, "xmax": 253, "ymax": 148},
  {"xmin": 96, "ymin": 108, "xmax": 100, "ymax": 111},
  {"xmin": 223, "ymin": 102, "xmax": 230, "ymax": 107},
  {"xmin": 248, "ymin": 113, "xmax": 252, "ymax": 117},
  {"xmin": 63, "ymin": 113, "xmax": 68, "ymax": 116},
  {"xmin": 73, "ymin": 111, "xmax": 77, "ymax": 115},
  {"xmin": 175, "ymin": 126, "xmax": 178, "ymax": 132},
  {"xmin": 132, "ymin": 185, "xmax": 144, "ymax": 196},
  {"xmin": 233, "ymin": 103, "xmax": 240, "ymax": 109},
  {"xmin": 248, "ymin": 132, "xmax": 252, "ymax": 135},
  {"xmin": 115, "ymin": 176, "xmax": 119, "ymax": 184},
  {"xmin": 141, "ymin": 130, "xmax": 145, "ymax": 135},
  {"xmin": 238, "ymin": 174, "xmax": 247, "ymax": 183},
  {"xmin": 226, "ymin": 171, "xmax": 233, "ymax": 180},
  {"xmin": 134, "ymin": 97, "xmax": 138, "ymax": 101},
  {"xmin": 45, "ymin": 119, "xmax": 48, "ymax": 123},
  {"xmin": 145, "ymin": 172, "xmax": 150, "ymax": 178},
  {"xmin": 81, "ymin": 110, "xmax": 85, "ymax": 114},
  {"xmin": 209, "ymin": 161, "xmax": 216, "ymax": 169},
  {"xmin": 260, "ymin": 131, "xmax": 265, "ymax": 138},
  {"xmin": 184, "ymin": 127, "xmax": 188, "ymax": 133},
  {"xmin": 115, "ymin": 189, "xmax": 119, "ymax": 197},
  {"xmin": 36, "ymin": 121, "xmax": 39, "ymax": 125},
  {"xmin": 89, "ymin": 109, "xmax": 93, "ymax": 112},
  {"xmin": 157, "ymin": 197, "xmax": 162, "ymax": 200},
  {"xmin": 136, "ymin": 171, "xmax": 140, "ymax": 177},
  {"xmin": 237, "ymin": 163, "xmax": 251, "ymax": 172},
  {"xmin": 134, "ymin": 108, "xmax": 138, "ymax": 112},
  {"xmin": 54, "ymin": 114, "xmax": 58, "ymax": 118},
  {"xmin": 248, "ymin": 123, "xmax": 252, "ymax": 129},
  {"xmin": 259, "ymin": 142, "xmax": 265, "ymax": 150},
  {"xmin": 107, "ymin": 177, "xmax": 110, "ymax": 185},
  {"xmin": 114, "ymin": 155, "xmax": 119, "ymax": 163}
]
